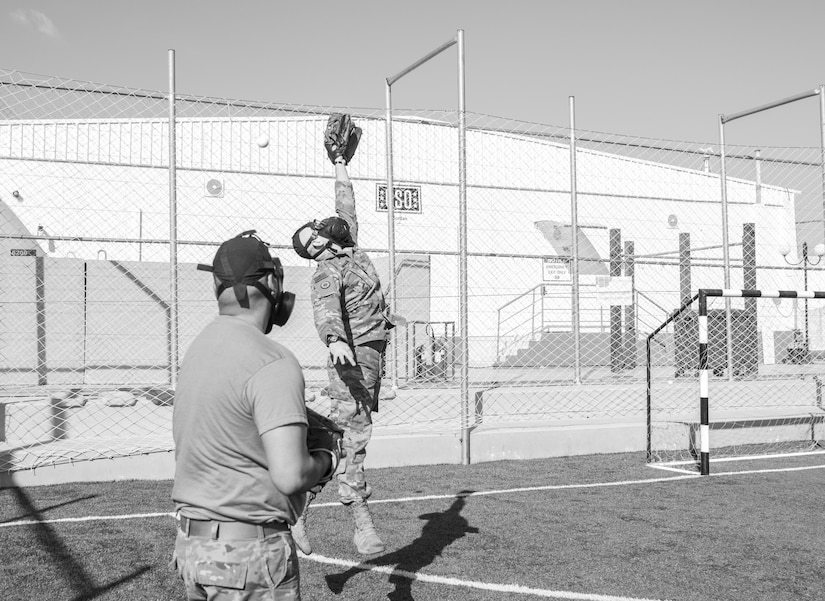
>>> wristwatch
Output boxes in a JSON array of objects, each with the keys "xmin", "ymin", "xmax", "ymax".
[{"xmin": 326, "ymin": 335, "xmax": 340, "ymax": 346}]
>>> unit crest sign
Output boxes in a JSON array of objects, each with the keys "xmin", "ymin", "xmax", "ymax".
[{"xmin": 376, "ymin": 184, "xmax": 422, "ymax": 214}]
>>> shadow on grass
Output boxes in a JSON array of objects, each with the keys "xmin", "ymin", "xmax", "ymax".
[
  {"xmin": 9, "ymin": 486, "xmax": 150, "ymax": 601},
  {"xmin": 325, "ymin": 489, "xmax": 479, "ymax": 601},
  {"xmin": 1, "ymin": 493, "xmax": 99, "ymax": 524}
]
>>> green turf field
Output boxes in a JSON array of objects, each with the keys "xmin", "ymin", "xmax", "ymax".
[{"xmin": 2, "ymin": 451, "xmax": 824, "ymax": 600}]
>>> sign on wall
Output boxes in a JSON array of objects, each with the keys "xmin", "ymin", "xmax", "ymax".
[{"xmin": 376, "ymin": 184, "xmax": 422, "ymax": 214}]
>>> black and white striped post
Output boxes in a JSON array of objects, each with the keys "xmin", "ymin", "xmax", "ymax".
[
  {"xmin": 697, "ymin": 288, "xmax": 825, "ymax": 475},
  {"xmin": 698, "ymin": 291, "xmax": 710, "ymax": 475}
]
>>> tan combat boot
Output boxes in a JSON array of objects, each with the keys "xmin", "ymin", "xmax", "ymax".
[
  {"xmin": 351, "ymin": 497, "xmax": 385, "ymax": 555},
  {"xmin": 291, "ymin": 492, "xmax": 315, "ymax": 555}
]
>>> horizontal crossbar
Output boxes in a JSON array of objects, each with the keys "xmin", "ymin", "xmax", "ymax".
[{"xmin": 700, "ymin": 288, "xmax": 825, "ymax": 299}]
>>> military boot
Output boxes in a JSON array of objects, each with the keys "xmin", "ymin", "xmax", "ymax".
[
  {"xmin": 291, "ymin": 492, "xmax": 315, "ymax": 555},
  {"xmin": 351, "ymin": 497, "xmax": 385, "ymax": 555}
]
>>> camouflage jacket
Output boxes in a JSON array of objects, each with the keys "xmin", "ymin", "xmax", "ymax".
[{"xmin": 311, "ymin": 180, "xmax": 390, "ymax": 346}]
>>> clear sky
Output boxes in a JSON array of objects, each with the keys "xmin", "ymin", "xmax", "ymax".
[{"xmin": 2, "ymin": 1, "xmax": 825, "ymax": 147}]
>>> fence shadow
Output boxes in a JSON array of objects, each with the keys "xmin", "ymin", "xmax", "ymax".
[{"xmin": 7, "ymin": 485, "xmax": 150, "ymax": 600}]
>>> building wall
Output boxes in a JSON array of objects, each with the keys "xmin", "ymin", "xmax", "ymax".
[{"xmin": 0, "ymin": 116, "xmax": 801, "ymax": 367}]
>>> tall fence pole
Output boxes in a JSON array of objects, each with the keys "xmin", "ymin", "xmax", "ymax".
[
  {"xmin": 820, "ymin": 84, "xmax": 825, "ymax": 241},
  {"xmin": 168, "ymin": 49, "xmax": 179, "ymax": 389},
  {"xmin": 385, "ymin": 31, "xmax": 466, "ymax": 462},
  {"xmin": 456, "ymin": 30, "xmax": 469, "ymax": 465},
  {"xmin": 384, "ymin": 80, "xmax": 398, "ymax": 390},
  {"xmin": 568, "ymin": 96, "xmax": 581, "ymax": 384},
  {"xmin": 719, "ymin": 87, "xmax": 821, "ymax": 381},
  {"xmin": 717, "ymin": 116, "xmax": 733, "ymax": 380}
]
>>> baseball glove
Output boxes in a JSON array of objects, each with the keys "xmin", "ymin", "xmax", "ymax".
[
  {"xmin": 306, "ymin": 407, "xmax": 345, "ymax": 486},
  {"xmin": 324, "ymin": 113, "xmax": 361, "ymax": 165}
]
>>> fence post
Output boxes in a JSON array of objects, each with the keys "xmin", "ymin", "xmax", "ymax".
[
  {"xmin": 36, "ymin": 255, "xmax": 47, "ymax": 386},
  {"xmin": 167, "ymin": 49, "xmax": 179, "ymax": 390}
]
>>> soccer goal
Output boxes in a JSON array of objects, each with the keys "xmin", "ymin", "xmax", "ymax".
[{"xmin": 646, "ymin": 288, "xmax": 825, "ymax": 475}]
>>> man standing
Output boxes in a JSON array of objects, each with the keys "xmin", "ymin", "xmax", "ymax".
[
  {"xmin": 171, "ymin": 231, "xmax": 340, "ymax": 600},
  {"xmin": 291, "ymin": 114, "xmax": 391, "ymax": 556}
]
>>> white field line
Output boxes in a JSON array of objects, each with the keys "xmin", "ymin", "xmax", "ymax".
[
  {"xmin": 0, "ymin": 511, "xmax": 176, "ymax": 527},
  {"xmin": 653, "ymin": 449, "xmax": 825, "ymax": 468},
  {"xmin": 309, "ymin": 475, "xmax": 699, "ymax": 508},
  {"xmin": 645, "ymin": 464, "xmax": 697, "ymax": 475},
  {"xmin": 0, "ymin": 475, "xmax": 698, "ymax": 528},
  {"xmin": 4, "ymin": 462, "xmax": 823, "ymax": 530},
  {"xmin": 648, "ymin": 449, "xmax": 825, "ymax": 474},
  {"xmin": 648, "ymin": 462, "xmax": 825, "ymax": 476},
  {"xmin": 306, "ymin": 552, "xmax": 672, "ymax": 601}
]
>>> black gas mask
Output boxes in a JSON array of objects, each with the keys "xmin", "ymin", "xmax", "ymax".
[{"xmin": 292, "ymin": 217, "xmax": 354, "ymax": 260}]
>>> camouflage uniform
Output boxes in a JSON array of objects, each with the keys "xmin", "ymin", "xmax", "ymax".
[
  {"xmin": 311, "ymin": 179, "xmax": 390, "ymax": 503},
  {"xmin": 172, "ymin": 525, "xmax": 300, "ymax": 600}
]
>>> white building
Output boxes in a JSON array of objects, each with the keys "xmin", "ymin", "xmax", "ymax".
[{"xmin": 0, "ymin": 115, "xmax": 804, "ymax": 369}]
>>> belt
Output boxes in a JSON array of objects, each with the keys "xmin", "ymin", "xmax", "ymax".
[{"xmin": 178, "ymin": 516, "xmax": 289, "ymax": 540}]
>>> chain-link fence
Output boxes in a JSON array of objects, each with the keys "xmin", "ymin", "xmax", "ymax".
[{"xmin": 1, "ymin": 67, "xmax": 823, "ymax": 473}]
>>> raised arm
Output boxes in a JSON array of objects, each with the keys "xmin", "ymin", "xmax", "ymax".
[{"xmin": 334, "ymin": 158, "xmax": 358, "ymax": 244}]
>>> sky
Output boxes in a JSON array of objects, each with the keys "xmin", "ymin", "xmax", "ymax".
[{"xmin": 2, "ymin": 1, "xmax": 825, "ymax": 148}]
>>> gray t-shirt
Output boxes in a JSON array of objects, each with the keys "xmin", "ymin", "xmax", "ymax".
[{"xmin": 172, "ymin": 315, "xmax": 308, "ymax": 525}]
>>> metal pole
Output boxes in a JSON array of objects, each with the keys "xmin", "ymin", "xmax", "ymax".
[
  {"xmin": 457, "ymin": 30, "xmax": 470, "ymax": 466},
  {"xmin": 382, "ymin": 30, "xmax": 463, "ymax": 459},
  {"xmin": 139, "ymin": 208, "xmax": 143, "ymax": 261},
  {"xmin": 721, "ymin": 88, "xmax": 820, "ymax": 124},
  {"xmin": 569, "ymin": 96, "xmax": 581, "ymax": 384},
  {"xmin": 804, "ymin": 242, "xmax": 810, "ymax": 352},
  {"xmin": 384, "ymin": 81, "xmax": 398, "ymax": 390},
  {"xmin": 820, "ymin": 85, "xmax": 825, "ymax": 242},
  {"xmin": 387, "ymin": 37, "xmax": 458, "ymax": 86},
  {"xmin": 718, "ymin": 116, "xmax": 734, "ymax": 381},
  {"xmin": 168, "ymin": 49, "xmax": 179, "ymax": 389},
  {"xmin": 754, "ymin": 149, "xmax": 762, "ymax": 204}
]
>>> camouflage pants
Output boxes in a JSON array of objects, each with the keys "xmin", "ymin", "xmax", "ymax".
[
  {"xmin": 172, "ymin": 528, "xmax": 300, "ymax": 600},
  {"xmin": 327, "ymin": 341, "xmax": 385, "ymax": 504}
]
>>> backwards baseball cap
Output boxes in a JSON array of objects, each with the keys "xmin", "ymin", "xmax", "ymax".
[
  {"xmin": 292, "ymin": 217, "xmax": 354, "ymax": 260},
  {"xmin": 197, "ymin": 230, "xmax": 294, "ymax": 330}
]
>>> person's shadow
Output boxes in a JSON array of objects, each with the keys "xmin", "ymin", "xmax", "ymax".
[{"xmin": 325, "ymin": 489, "xmax": 479, "ymax": 601}]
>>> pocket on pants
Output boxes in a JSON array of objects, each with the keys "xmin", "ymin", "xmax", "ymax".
[
  {"xmin": 193, "ymin": 560, "xmax": 248, "ymax": 590},
  {"xmin": 264, "ymin": 537, "xmax": 299, "ymax": 589}
]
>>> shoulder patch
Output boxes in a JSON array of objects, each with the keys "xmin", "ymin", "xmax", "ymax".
[{"xmin": 312, "ymin": 272, "xmax": 338, "ymax": 298}]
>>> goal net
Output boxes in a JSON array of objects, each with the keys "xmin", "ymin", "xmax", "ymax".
[{"xmin": 646, "ymin": 288, "xmax": 825, "ymax": 474}]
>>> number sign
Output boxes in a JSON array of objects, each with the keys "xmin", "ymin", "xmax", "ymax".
[{"xmin": 376, "ymin": 184, "xmax": 422, "ymax": 214}]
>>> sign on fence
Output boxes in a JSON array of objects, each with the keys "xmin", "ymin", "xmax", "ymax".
[
  {"xmin": 542, "ymin": 257, "xmax": 571, "ymax": 282},
  {"xmin": 595, "ymin": 276, "xmax": 633, "ymax": 306},
  {"xmin": 376, "ymin": 184, "xmax": 422, "ymax": 213}
]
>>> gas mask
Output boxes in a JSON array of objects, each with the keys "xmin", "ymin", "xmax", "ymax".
[
  {"xmin": 292, "ymin": 217, "xmax": 354, "ymax": 260},
  {"xmin": 198, "ymin": 230, "xmax": 295, "ymax": 332}
]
